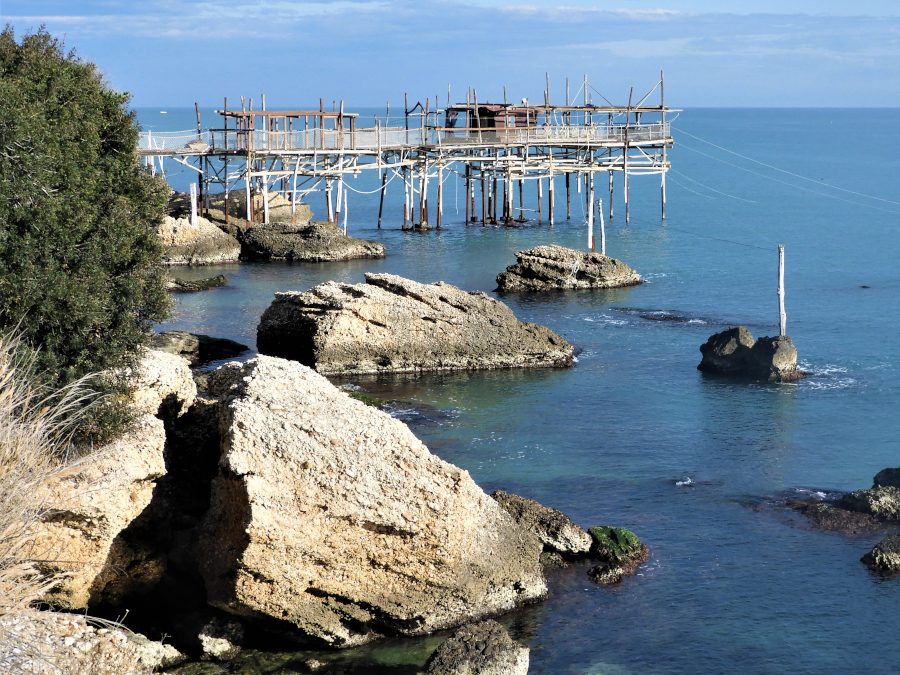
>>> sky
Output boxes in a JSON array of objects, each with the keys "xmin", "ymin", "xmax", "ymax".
[{"xmin": 2, "ymin": 1, "xmax": 900, "ymax": 108}]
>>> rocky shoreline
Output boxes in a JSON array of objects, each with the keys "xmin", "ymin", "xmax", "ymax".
[{"xmin": 15, "ymin": 335, "xmax": 647, "ymax": 670}]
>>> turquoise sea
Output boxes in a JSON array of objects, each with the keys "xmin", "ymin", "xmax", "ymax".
[{"xmin": 140, "ymin": 107, "xmax": 900, "ymax": 673}]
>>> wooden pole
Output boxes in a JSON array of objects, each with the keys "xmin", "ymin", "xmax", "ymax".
[
  {"xmin": 599, "ymin": 198, "xmax": 606, "ymax": 255},
  {"xmin": 565, "ymin": 172, "xmax": 571, "ymax": 220},
  {"xmin": 518, "ymin": 177, "xmax": 524, "ymax": 221},
  {"xmin": 377, "ymin": 171, "xmax": 387, "ymax": 228},
  {"xmin": 778, "ymin": 245, "xmax": 787, "ymax": 337},
  {"xmin": 244, "ymin": 166, "xmax": 252, "ymax": 222},
  {"xmin": 465, "ymin": 163, "xmax": 471, "ymax": 224},
  {"xmin": 326, "ymin": 178, "xmax": 334, "ymax": 223},
  {"xmin": 437, "ymin": 162, "xmax": 443, "ymax": 229},
  {"xmin": 587, "ymin": 175, "xmax": 594, "ymax": 251},
  {"xmin": 480, "ymin": 163, "xmax": 487, "ymax": 225},
  {"xmin": 342, "ymin": 187, "xmax": 348, "ymax": 235},
  {"xmin": 262, "ymin": 170, "xmax": 270, "ymax": 225},
  {"xmin": 334, "ymin": 175, "xmax": 343, "ymax": 229},
  {"xmin": 537, "ymin": 176, "xmax": 543, "ymax": 224},
  {"xmin": 609, "ymin": 167, "xmax": 614, "ymax": 220},
  {"xmin": 190, "ymin": 182, "xmax": 198, "ymax": 226},
  {"xmin": 548, "ymin": 169, "xmax": 555, "ymax": 225}
]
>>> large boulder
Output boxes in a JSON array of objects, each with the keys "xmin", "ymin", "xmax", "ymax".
[
  {"xmin": 198, "ymin": 356, "xmax": 546, "ymax": 647},
  {"xmin": 839, "ymin": 486, "xmax": 900, "ymax": 521},
  {"xmin": 149, "ymin": 330, "xmax": 249, "ymax": 366},
  {"xmin": 34, "ymin": 414, "xmax": 167, "ymax": 609},
  {"xmin": 423, "ymin": 620, "xmax": 529, "ymax": 675},
  {"xmin": 496, "ymin": 244, "xmax": 641, "ymax": 291},
  {"xmin": 492, "ymin": 490, "xmax": 592, "ymax": 557},
  {"xmin": 240, "ymin": 220, "xmax": 385, "ymax": 262},
  {"xmin": 698, "ymin": 326, "xmax": 802, "ymax": 382},
  {"xmin": 158, "ymin": 214, "xmax": 241, "ymax": 265},
  {"xmin": 256, "ymin": 273, "xmax": 574, "ymax": 375}
]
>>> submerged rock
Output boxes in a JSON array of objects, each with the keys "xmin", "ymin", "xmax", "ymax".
[
  {"xmin": 492, "ymin": 490, "xmax": 592, "ymax": 557},
  {"xmin": 158, "ymin": 214, "xmax": 241, "ymax": 265},
  {"xmin": 698, "ymin": 326, "xmax": 802, "ymax": 382},
  {"xmin": 586, "ymin": 526, "xmax": 649, "ymax": 585},
  {"xmin": 256, "ymin": 273, "xmax": 574, "ymax": 375},
  {"xmin": 199, "ymin": 356, "xmax": 546, "ymax": 648},
  {"xmin": 167, "ymin": 274, "xmax": 227, "ymax": 293},
  {"xmin": 150, "ymin": 330, "xmax": 249, "ymax": 366},
  {"xmin": 423, "ymin": 620, "xmax": 529, "ymax": 675},
  {"xmin": 241, "ymin": 220, "xmax": 385, "ymax": 262},
  {"xmin": 861, "ymin": 534, "xmax": 900, "ymax": 575},
  {"xmin": 789, "ymin": 468, "xmax": 900, "ymax": 534},
  {"xmin": 496, "ymin": 244, "xmax": 641, "ymax": 292}
]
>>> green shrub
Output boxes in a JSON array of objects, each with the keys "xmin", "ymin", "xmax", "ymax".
[{"xmin": 0, "ymin": 27, "xmax": 169, "ymax": 397}]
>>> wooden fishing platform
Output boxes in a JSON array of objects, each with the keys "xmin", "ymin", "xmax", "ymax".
[{"xmin": 139, "ymin": 75, "xmax": 677, "ymax": 245}]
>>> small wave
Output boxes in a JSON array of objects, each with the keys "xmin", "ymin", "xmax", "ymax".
[
  {"xmin": 798, "ymin": 362, "xmax": 858, "ymax": 391},
  {"xmin": 686, "ymin": 319, "xmax": 707, "ymax": 325},
  {"xmin": 675, "ymin": 477, "xmax": 694, "ymax": 487},
  {"xmin": 791, "ymin": 487, "xmax": 828, "ymax": 500},
  {"xmin": 339, "ymin": 383, "xmax": 363, "ymax": 392}
]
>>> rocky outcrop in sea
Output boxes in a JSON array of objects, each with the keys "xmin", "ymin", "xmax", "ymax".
[
  {"xmin": 199, "ymin": 355, "xmax": 546, "ymax": 647},
  {"xmin": 256, "ymin": 273, "xmax": 574, "ymax": 375},
  {"xmin": 698, "ymin": 326, "xmax": 803, "ymax": 382},
  {"xmin": 158, "ymin": 214, "xmax": 241, "ymax": 266},
  {"xmin": 496, "ymin": 244, "xmax": 641, "ymax": 292},
  {"xmin": 423, "ymin": 620, "xmax": 530, "ymax": 675},
  {"xmin": 240, "ymin": 220, "xmax": 385, "ymax": 262}
]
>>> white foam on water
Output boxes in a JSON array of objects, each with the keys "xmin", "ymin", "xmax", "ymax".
[{"xmin": 675, "ymin": 477, "xmax": 694, "ymax": 487}]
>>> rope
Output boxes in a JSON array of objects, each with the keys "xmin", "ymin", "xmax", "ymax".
[
  {"xmin": 675, "ymin": 128, "xmax": 900, "ymax": 207},
  {"xmin": 668, "ymin": 169, "xmax": 757, "ymax": 204},
  {"xmin": 674, "ymin": 140, "xmax": 900, "ymax": 216}
]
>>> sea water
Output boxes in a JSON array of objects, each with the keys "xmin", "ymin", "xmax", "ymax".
[{"xmin": 141, "ymin": 107, "xmax": 900, "ymax": 673}]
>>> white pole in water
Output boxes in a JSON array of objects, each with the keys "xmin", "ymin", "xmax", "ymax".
[
  {"xmin": 342, "ymin": 188, "xmax": 348, "ymax": 234},
  {"xmin": 599, "ymin": 197, "xmax": 606, "ymax": 256},
  {"xmin": 262, "ymin": 171, "xmax": 270, "ymax": 225},
  {"xmin": 189, "ymin": 183, "xmax": 198, "ymax": 226},
  {"xmin": 778, "ymin": 244, "xmax": 787, "ymax": 336},
  {"xmin": 587, "ymin": 174, "xmax": 594, "ymax": 251}
]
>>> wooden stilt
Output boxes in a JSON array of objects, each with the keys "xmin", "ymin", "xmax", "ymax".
[
  {"xmin": 326, "ymin": 178, "xmax": 334, "ymax": 223},
  {"xmin": 778, "ymin": 245, "xmax": 787, "ymax": 336},
  {"xmin": 587, "ymin": 179, "xmax": 594, "ymax": 251},
  {"xmin": 377, "ymin": 171, "xmax": 387, "ymax": 228},
  {"xmin": 565, "ymin": 172, "xmax": 571, "ymax": 220},
  {"xmin": 537, "ymin": 176, "xmax": 543, "ymax": 224},
  {"xmin": 518, "ymin": 177, "xmax": 524, "ymax": 222},
  {"xmin": 465, "ymin": 163, "xmax": 471, "ymax": 224},
  {"xmin": 599, "ymin": 198, "xmax": 606, "ymax": 255},
  {"xmin": 245, "ymin": 166, "xmax": 252, "ymax": 222},
  {"xmin": 480, "ymin": 163, "xmax": 487, "ymax": 225},
  {"xmin": 549, "ymin": 167, "xmax": 555, "ymax": 225},
  {"xmin": 402, "ymin": 169, "xmax": 409, "ymax": 230},
  {"xmin": 437, "ymin": 162, "xmax": 443, "ymax": 229},
  {"xmin": 661, "ymin": 171, "xmax": 667, "ymax": 221},
  {"xmin": 190, "ymin": 183, "xmax": 198, "ymax": 226},
  {"xmin": 609, "ymin": 168, "xmax": 614, "ymax": 220},
  {"xmin": 262, "ymin": 170, "xmax": 270, "ymax": 225}
]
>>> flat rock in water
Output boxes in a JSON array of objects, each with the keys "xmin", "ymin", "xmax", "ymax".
[
  {"xmin": 198, "ymin": 356, "xmax": 546, "ymax": 648},
  {"xmin": 698, "ymin": 326, "xmax": 803, "ymax": 382},
  {"xmin": 167, "ymin": 274, "xmax": 227, "ymax": 293},
  {"xmin": 256, "ymin": 273, "xmax": 574, "ymax": 375},
  {"xmin": 423, "ymin": 620, "xmax": 529, "ymax": 675},
  {"xmin": 496, "ymin": 244, "xmax": 641, "ymax": 291},
  {"xmin": 158, "ymin": 214, "xmax": 241, "ymax": 265},
  {"xmin": 150, "ymin": 330, "xmax": 249, "ymax": 366},
  {"xmin": 241, "ymin": 220, "xmax": 385, "ymax": 262}
]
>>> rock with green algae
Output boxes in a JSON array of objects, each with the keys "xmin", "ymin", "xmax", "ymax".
[
  {"xmin": 861, "ymin": 534, "xmax": 900, "ymax": 575},
  {"xmin": 587, "ymin": 526, "xmax": 649, "ymax": 585}
]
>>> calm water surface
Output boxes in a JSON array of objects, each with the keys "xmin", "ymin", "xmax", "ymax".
[{"xmin": 143, "ymin": 108, "xmax": 900, "ymax": 673}]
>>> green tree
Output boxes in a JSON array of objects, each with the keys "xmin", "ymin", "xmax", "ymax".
[{"xmin": 0, "ymin": 27, "xmax": 169, "ymax": 393}]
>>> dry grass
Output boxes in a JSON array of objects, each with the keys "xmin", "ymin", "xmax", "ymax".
[{"xmin": 0, "ymin": 334, "xmax": 95, "ymax": 616}]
